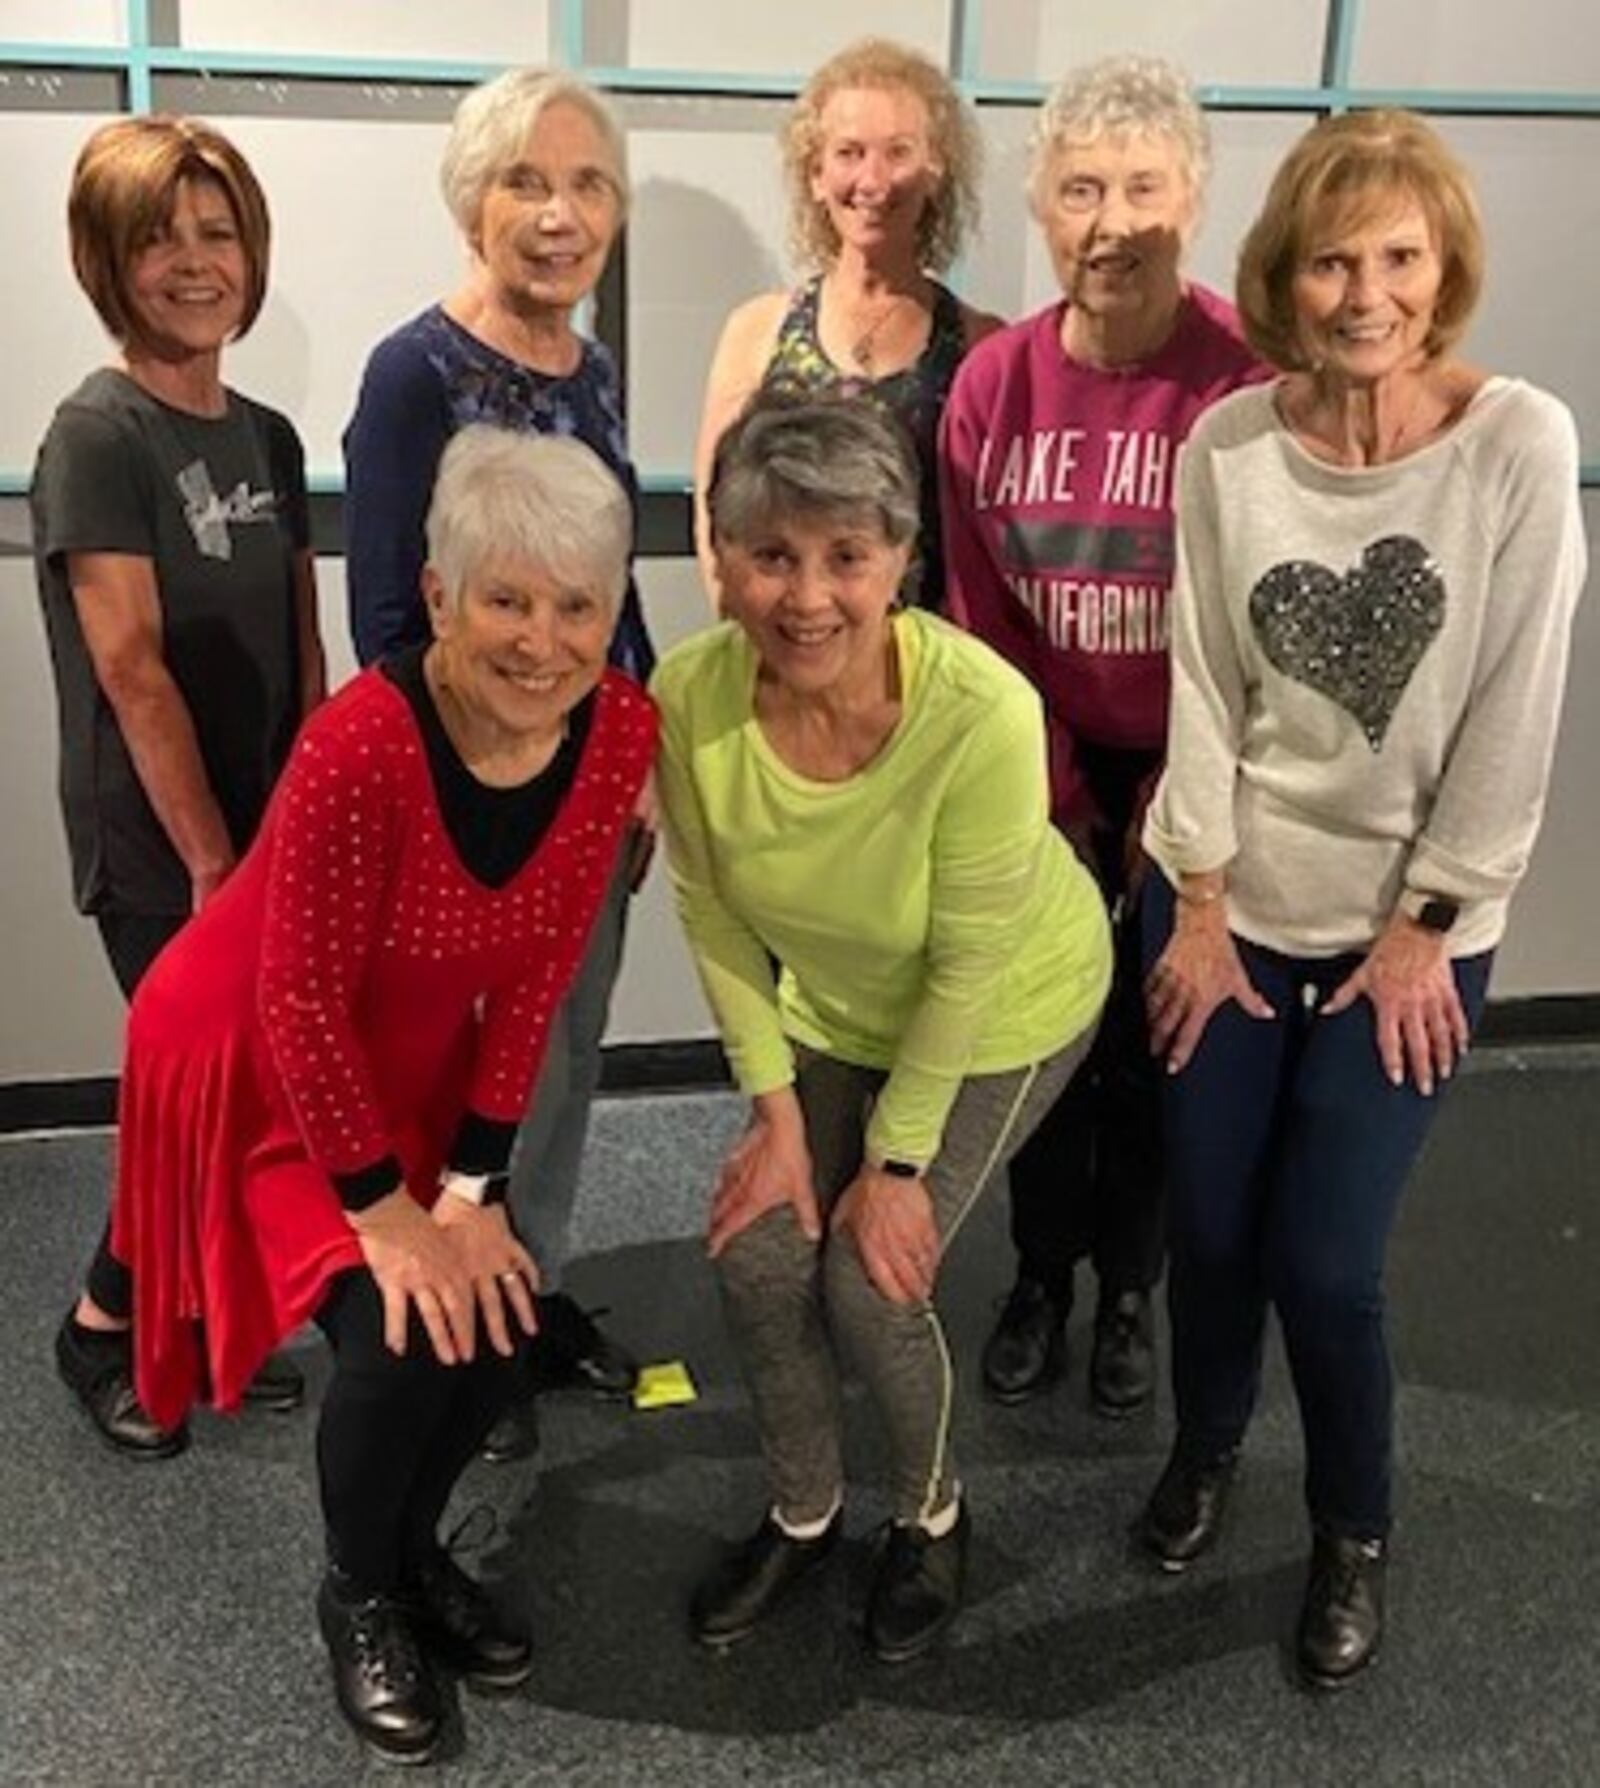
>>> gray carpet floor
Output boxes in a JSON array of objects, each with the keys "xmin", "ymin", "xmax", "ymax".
[{"xmin": 4, "ymin": 1046, "xmax": 1598, "ymax": 1785}]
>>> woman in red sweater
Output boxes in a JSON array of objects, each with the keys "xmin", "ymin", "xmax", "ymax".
[{"xmin": 109, "ymin": 425, "xmax": 656, "ymax": 1764}]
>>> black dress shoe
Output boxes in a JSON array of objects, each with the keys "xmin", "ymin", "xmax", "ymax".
[
  {"xmin": 1296, "ymin": 1530, "xmax": 1386, "ymax": 1691},
  {"xmin": 690, "ymin": 1511, "xmax": 841, "ymax": 1648},
  {"xmin": 317, "ymin": 1569, "xmax": 443, "ymax": 1765},
  {"xmin": 529, "ymin": 1292, "xmax": 639, "ymax": 1399},
  {"xmin": 866, "ymin": 1504, "xmax": 971, "ymax": 1663},
  {"xmin": 404, "ymin": 1546, "xmax": 533, "ymax": 1693},
  {"xmin": 480, "ymin": 1392, "xmax": 540, "ymax": 1465},
  {"xmin": 242, "ymin": 1348, "xmax": 305, "ymax": 1413},
  {"xmin": 1090, "ymin": 1289, "xmax": 1155, "ymax": 1418},
  {"xmin": 980, "ymin": 1276, "xmax": 1070, "ymax": 1404},
  {"xmin": 54, "ymin": 1313, "xmax": 188, "ymax": 1460},
  {"xmin": 1134, "ymin": 1442, "xmax": 1239, "ymax": 1572}
]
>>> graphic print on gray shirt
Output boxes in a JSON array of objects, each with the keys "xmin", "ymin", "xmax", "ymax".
[{"xmin": 31, "ymin": 368, "xmax": 310, "ymax": 913}]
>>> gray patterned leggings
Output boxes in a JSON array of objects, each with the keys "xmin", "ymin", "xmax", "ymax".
[{"xmin": 716, "ymin": 1029, "xmax": 1094, "ymax": 1526}]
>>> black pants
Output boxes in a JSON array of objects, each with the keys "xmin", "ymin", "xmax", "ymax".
[
  {"xmin": 1004, "ymin": 886, "xmax": 1165, "ymax": 1305},
  {"xmin": 84, "ymin": 911, "xmax": 188, "ymax": 1318},
  {"xmin": 314, "ymin": 1270, "xmax": 523, "ymax": 1591}
]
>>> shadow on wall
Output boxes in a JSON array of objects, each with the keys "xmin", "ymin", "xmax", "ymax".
[
  {"xmin": 236, "ymin": 287, "xmax": 313, "ymax": 442},
  {"xmin": 625, "ymin": 176, "xmax": 784, "ymax": 472}
]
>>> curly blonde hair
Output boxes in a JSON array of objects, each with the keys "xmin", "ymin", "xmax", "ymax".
[{"xmin": 781, "ymin": 38, "xmax": 981, "ymax": 274}]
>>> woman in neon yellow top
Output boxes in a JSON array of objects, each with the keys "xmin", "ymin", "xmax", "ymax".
[{"xmin": 654, "ymin": 395, "xmax": 1110, "ymax": 1663}]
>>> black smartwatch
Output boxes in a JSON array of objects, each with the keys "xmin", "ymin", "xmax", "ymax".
[
  {"xmin": 876, "ymin": 1159, "xmax": 922, "ymax": 1179},
  {"xmin": 1400, "ymin": 889, "xmax": 1460, "ymax": 934}
]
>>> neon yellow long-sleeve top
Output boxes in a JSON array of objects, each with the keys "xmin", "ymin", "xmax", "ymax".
[{"xmin": 653, "ymin": 608, "xmax": 1112, "ymax": 1168}]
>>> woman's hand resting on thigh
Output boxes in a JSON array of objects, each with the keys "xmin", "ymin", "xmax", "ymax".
[
  {"xmin": 348, "ymin": 1188, "xmax": 481, "ymax": 1364},
  {"xmin": 831, "ymin": 1168, "xmax": 939, "ymax": 1306},
  {"xmin": 707, "ymin": 1087, "xmax": 822, "ymax": 1258},
  {"xmin": 433, "ymin": 1195, "xmax": 542, "ymax": 1359},
  {"xmin": 1321, "ymin": 912, "xmax": 1469, "ymax": 1097},
  {"xmin": 1146, "ymin": 882, "xmax": 1274, "ymax": 1072}
]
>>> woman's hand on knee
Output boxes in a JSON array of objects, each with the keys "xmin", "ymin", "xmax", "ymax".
[
  {"xmin": 831, "ymin": 1169, "xmax": 938, "ymax": 1306},
  {"xmin": 433, "ymin": 1196, "xmax": 542, "ymax": 1360},
  {"xmin": 1322, "ymin": 915, "xmax": 1469, "ymax": 1096},
  {"xmin": 1146, "ymin": 900, "xmax": 1273, "ymax": 1072},
  {"xmin": 707, "ymin": 1087, "xmax": 821, "ymax": 1259},
  {"xmin": 348, "ymin": 1189, "xmax": 479, "ymax": 1365}
]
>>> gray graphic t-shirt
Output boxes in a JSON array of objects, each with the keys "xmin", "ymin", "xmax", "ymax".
[{"xmin": 31, "ymin": 368, "xmax": 310, "ymax": 913}]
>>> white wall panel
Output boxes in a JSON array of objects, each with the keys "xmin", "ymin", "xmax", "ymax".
[
  {"xmin": 0, "ymin": 551, "xmax": 126, "ymax": 1081},
  {"xmin": 173, "ymin": 0, "xmax": 553, "ymax": 63},
  {"xmin": 978, "ymin": 0, "xmax": 1328, "ymax": 89},
  {"xmin": 1352, "ymin": 0, "xmax": 1600, "ymax": 92},
  {"xmin": 0, "ymin": 3, "xmax": 124, "ymax": 45},
  {"xmin": 0, "ymin": 114, "xmax": 135, "ymax": 471},
  {"xmin": 0, "ymin": 1, "xmax": 1596, "ymax": 1094},
  {"xmin": 1493, "ymin": 491, "xmax": 1600, "ymax": 995},
  {"xmin": 623, "ymin": 98, "xmax": 790, "ymax": 478},
  {"xmin": 612, "ymin": 558, "xmax": 715, "ymax": 1042},
  {"xmin": 1437, "ymin": 117, "xmax": 1600, "ymax": 459},
  {"xmin": 590, "ymin": 0, "xmax": 948, "ymax": 75},
  {"xmin": 215, "ymin": 117, "xmax": 464, "ymax": 477}
]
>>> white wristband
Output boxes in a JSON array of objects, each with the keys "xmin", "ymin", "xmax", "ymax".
[{"xmin": 439, "ymin": 1169, "xmax": 491, "ymax": 1208}]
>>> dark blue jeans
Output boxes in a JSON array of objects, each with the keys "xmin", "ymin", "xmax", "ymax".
[{"xmin": 1143, "ymin": 876, "xmax": 1492, "ymax": 1537}]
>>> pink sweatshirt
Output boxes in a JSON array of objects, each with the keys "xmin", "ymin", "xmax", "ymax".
[{"xmin": 940, "ymin": 287, "xmax": 1266, "ymax": 833}]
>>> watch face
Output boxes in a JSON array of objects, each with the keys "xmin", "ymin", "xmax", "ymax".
[
  {"xmin": 879, "ymin": 1159, "xmax": 920, "ymax": 1179},
  {"xmin": 1417, "ymin": 897, "xmax": 1460, "ymax": 934}
]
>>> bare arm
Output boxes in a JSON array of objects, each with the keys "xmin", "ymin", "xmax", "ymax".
[
  {"xmin": 293, "ymin": 547, "xmax": 328, "ymax": 719},
  {"xmin": 692, "ymin": 293, "xmax": 787, "ymax": 611},
  {"xmin": 68, "ymin": 551, "xmax": 235, "ymax": 909}
]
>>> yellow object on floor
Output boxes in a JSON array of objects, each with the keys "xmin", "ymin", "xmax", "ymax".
[{"xmin": 632, "ymin": 1360, "xmax": 698, "ymax": 1410}]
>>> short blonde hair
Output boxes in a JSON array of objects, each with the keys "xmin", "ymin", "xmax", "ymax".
[
  {"xmin": 1237, "ymin": 109, "xmax": 1485, "ymax": 372},
  {"xmin": 1027, "ymin": 55, "xmax": 1210, "ymax": 218},
  {"xmin": 782, "ymin": 38, "xmax": 981, "ymax": 274},
  {"xmin": 440, "ymin": 68, "xmax": 628, "ymax": 238},
  {"xmin": 68, "ymin": 115, "xmax": 270, "ymax": 352}
]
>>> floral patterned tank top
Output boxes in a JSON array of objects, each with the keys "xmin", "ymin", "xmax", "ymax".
[{"xmin": 760, "ymin": 277, "xmax": 967, "ymax": 610}]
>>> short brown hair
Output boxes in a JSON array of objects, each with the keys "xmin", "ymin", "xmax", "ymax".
[
  {"xmin": 1236, "ymin": 108, "xmax": 1484, "ymax": 372},
  {"xmin": 68, "ymin": 115, "xmax": 270, "ymax": 351},
  {"xmin": 782, "ymin": 38, "xmax": 981, "ymax": 274}
]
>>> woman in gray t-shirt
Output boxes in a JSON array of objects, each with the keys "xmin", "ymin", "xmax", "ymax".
[{"xmin": 32, "ymin": 115, "xmax": 325, "ymax": 1459}]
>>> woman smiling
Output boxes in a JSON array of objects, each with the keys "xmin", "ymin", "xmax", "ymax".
[
  {"xmin": 109, "ymin": 427, "xmax": 656, "ymax": 1762},
  {"xmin": 656, "ymin": 395, "xmax": 1110, "ymax": 1662},
  {"xmin": 345, "ymin": 70, "xmax": 657, "ymax": 1450},
  {"xmin": 1135, "ymin": 110, "xmax": 1586, "ymax": 1690},
  {"xmin": 939, "ymin": 57, "xmax": 1267, "ymax": 1419},
  {"xmin": 694, "ymin": 38, "xmax": 999, "ymax": 611},
  {"xmin": 35, "ymin": 115, "xmax": 325, "ymax": 1455}
]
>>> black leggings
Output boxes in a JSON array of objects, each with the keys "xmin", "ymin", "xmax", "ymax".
[
  {"xmin": 85, "ymin": 911, "xmax": 188, "ymax": 1319},
  {"xmin": 314, "ymin": 1270, "xmax": 523, "ymax": 1591}
]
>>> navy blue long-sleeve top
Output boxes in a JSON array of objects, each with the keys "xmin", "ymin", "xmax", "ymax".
[{"xmin": 342, "ymin": 304, "xmax": 656, "ymax": 681}]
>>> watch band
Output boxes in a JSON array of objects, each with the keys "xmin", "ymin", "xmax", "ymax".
[
  {"xmin": 1400, "ymin": 889, "xmax": 1460, "ymax": 934},
  {"xmin": 876, "ymin": 1159, "xmax": 923, "ymax": 1180},
  {"xmin": 439, "ymin": 1169, "xmax": 491, "ymax": 1207}
]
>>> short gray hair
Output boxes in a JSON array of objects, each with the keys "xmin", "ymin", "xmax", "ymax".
[
  {"xmin": 708, "ymin": 395, "xmax": 921, "ymax": 557},
  {"xmin": 439, "ymin": 68, "xmax": 629, "ymax": 236},
  {"xmin": 1028, "ymin": 55, "xmax": 1210, "ymax": 216},
  {"xmin": 425, "ymin": 426, "xmax": 632, "ymax": 614}
]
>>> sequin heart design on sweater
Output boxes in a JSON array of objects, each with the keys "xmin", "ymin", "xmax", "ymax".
[{"xmin": 1248, "ymin": 535, "xmax": 1445, "ymax": 751}]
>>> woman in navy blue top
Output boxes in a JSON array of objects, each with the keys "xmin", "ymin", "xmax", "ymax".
[{"xmin": 344, "ymin": 70, "xmax": 655, "ymax": 1453}]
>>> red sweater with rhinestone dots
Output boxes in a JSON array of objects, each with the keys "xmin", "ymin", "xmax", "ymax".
[{"xmin": 110, "ymin": 666, "xmax": 657, "ymax": 1427}]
